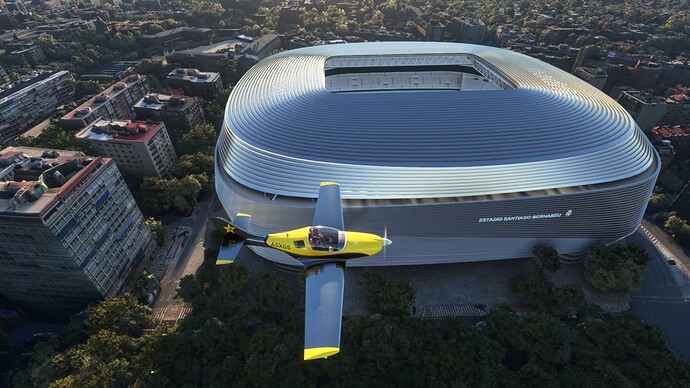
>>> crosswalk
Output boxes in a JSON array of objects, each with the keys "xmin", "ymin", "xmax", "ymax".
[
  {"xmin": 417, "ymin": 304, "xmax": 489, "ymax": 319},
  {"xmin": 640, "ymin": 225, "xmax": 660, "ymax": 245},
  {"xmin": 152, "ymin": 307, "xmax": 166, "ymax": 321},
  {"xmin": 151, "ymin": 306, "xmax": 193, "ymax": 323}
]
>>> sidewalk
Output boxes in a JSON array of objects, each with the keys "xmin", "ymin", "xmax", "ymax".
[{"xmin": 150, "ymin": 226, "xmax": 190, "ymax": 282}]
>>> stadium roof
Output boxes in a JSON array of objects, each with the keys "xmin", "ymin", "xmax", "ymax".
[{"xmin": 217, "ymin": 42, "xmax": 657, "ymax": 199}]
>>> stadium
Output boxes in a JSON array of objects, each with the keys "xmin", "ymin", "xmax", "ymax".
[{"xmin": 215, "ymin": 42, "xmax": 660, "ymax": 267}]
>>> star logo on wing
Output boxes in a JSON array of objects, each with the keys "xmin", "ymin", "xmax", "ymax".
[{"xmin": 223, "ymin": 224, "xmax": 235, "ymax": 234}]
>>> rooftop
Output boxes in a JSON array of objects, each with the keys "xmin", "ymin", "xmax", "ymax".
[
  {"xmin": 452, "ymin": 17, "xmax": 485, "ymax": 26},
  {"xmin": 80, "ymin": 61, "xmax": 140, "ymax": 81},
  {"xmin": 0, "ymin": 147, "xmax": 100, "ymax": 214},
  {"xmin": 621, "ymin": 90, "xmax": 666, "ymax": 105},
  {"xmin": 62, "ymin": 74, "xmax": 146, "ymax": 120},
  {"xmin": 166, "ymin": 68, "xmax": 219, "ymax": 83},
  {"xmin": 0, "ymin": 70, "xmax": 69, "ymax": 103},
  {"xmin": 652, "ymin": 125, "xmax": 690, "ymax": 138},
  {"xmin": 577, "ymin": 66, "xmax": 607, "ymax": 76},
  {"xmin": 75, "ymin": 119, "xmax": 162, "ymax": 143},
  {"xmin": 240, "ymin": 34, "xmax": 280, "ymax": 57},
  {"xmin": 134, "ymin": 93, "xmax": 196, "ymax": 111},
  {"xmin": 142, "ymin": 26, "xmax": 211, "ymax": 39}
]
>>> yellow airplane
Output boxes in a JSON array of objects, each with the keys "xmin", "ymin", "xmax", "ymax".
[{"xmin": 211, "ymin": 182, "xmax": 391, "ymax": 361}]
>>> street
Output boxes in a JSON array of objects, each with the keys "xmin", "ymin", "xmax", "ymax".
[
  {"xmin": 631, "ymin": 219, "xmax": 690, "ymax": 359},
  {"xmin": 150, "ymin": 195, "xmax": 217, "ymax": 327}
]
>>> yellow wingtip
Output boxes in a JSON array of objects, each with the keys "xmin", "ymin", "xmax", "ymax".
[
  {"xmin": 304, "ymin": 347, "xmax": 339, "ymax": 360},
  {"xmin": 216, "ymin": 260, "xmax": 235, "ymax": 265},
  {"xmin": 236, "ymin": 213, "xmax": 251, "ymax": 217},
  {"xmin": 320, "ymin": 182, "xmax": 339, "ymax": 186}
]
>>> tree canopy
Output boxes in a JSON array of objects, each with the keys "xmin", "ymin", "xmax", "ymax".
[
  {"xmin": 135, "ymin": 174, "xmax": 208, "ymax": 216},
  {"xmin": 12, "ymin": 257, "xmax": 690, "ymax": 387},
  {"xmin": 584, "ymin": 243, "xmax": 650, "ymax": 292},
  {"xmin": 11, "ymin": 295, "xmax": 156, "ymax": 387},
  {"xmin": 178, "ymin": 123, "xmax": 217, "ymax": 156},
  {"xmin": 10, "ymin": 124, "xmax": 100, "ymax": 156},
  {"xmin": 532, "ymin": 245, "xmax": 561, "ymax": 272}
]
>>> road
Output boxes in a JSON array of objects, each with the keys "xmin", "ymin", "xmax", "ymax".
[
  {"xmin": 641, "ymin": 218, "xmax": 690, "ymax": 268},
  {"xmin": 631, "ymin": 221, "xmax": 690, "ymax": 359},
  {"xmin": 20, "ymin": 118, "xmax": 51, "ymax": 138},
  {"xmin": 150, "ymin": 195, "xmax": 217, "ymax": 327}
]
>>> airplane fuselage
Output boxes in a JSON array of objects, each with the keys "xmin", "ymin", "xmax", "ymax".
[{"xmin": 261, "ymin": 226, "xmax": 386, "ymax": 259}]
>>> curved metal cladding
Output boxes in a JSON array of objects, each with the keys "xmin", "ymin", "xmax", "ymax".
[{"xmin": 215, "ymin": 42, "xmax": 660, "ymax": 266}]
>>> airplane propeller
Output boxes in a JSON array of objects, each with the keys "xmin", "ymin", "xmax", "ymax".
[{"xmin": 383, "ymin": 224, "xmax": 391, "ymax": 261}]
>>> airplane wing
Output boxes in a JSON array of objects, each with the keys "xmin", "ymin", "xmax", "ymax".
[
  {"xmin": 303, "ymin": 263, "xmax": 345, "ymax": 360},
  {"xmin": 312, "ymin": 182, "xmax": 344, "ymax": 230}
]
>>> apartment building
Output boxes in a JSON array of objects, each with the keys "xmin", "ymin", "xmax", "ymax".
[
  {"xmin": 0, "ymin": 70, "xmax": 74, "ymax": 143},
  {"xmin": 76, "ymin": 119, "xmax": 177, "ymax": 178},
  {"xmin": 0, "ymin": 146, "xmax": 153, "ymax": 315},
  {"xmin": 133, "ymin": 93, "xmax": 205, "ymax": 150},
  {"xmin": 60, "ymin": 75, "xmax": 150, "ymax": 129}
]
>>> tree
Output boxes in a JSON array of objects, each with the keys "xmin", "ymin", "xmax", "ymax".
[
  {"xmin": 187, "ymin": 0, "xmax": 227, "ymax": 27},
  {"xmin": 135, "ymin": 175, "xmax": 206, "ymax": 216},
  {"xmin": 145, "ymin": 217, "xmax": 165, "ymax": 246},
  {"xmin": 664, "ymin": 212, "xmax": 686, "ymax": 235},
  {"xmin": 214, "ymin": 58, "xmax": 238, "ymax": 87},
  {"xmin": 648, "ymin": 192, "xmax": 672, "ymax": 213},
  {"xmin": 658, "ymin": 169, "xmax": 685, "ymax": 192},
  {"xmin": 12, "ymin": 295, "xmax": 156, "ymax": 387},
  {"xmin": 202, "ymin": 87, "xmax": 232, "ymax": 129},
  {"xmin": 11, "ymin": 124, "xmax": 100, "ymax": 156},
  {"xmin": 575, "ymin": 34, "xmax": 596, "ymax": 47},
  {"xmin": 360, "ymin": 270, "xmax": 415, "ymax": 316},
  {"xmin": 584, "ymin": 244, "xmax": 650, "ymax": 292},
  {"xmin": 553, "ymin": 283, "xmax": 585, "ymax": 312},
  {"xmin": 179, "ymin": 123, "xmax": 217, "ymax": 155},
  {"xmin": 539, "ymin": 29, "xmax": 559, "ymax": 44},
  {"xmin": 662, "ymin": 13, "xmax": 687, "ymax": 33},
  {"xmin": 511, "ymin": 272, "xmax": 554, "ymax": 311},
  {"xmin": 82, "ymin": 294, "xmax": 151, "ymax": 336},
  {"xmin": 14, "ymin": 259, "xmax": 690, "ymax": 387},
  {"xmin": 532, "ymin": 245, "xmax": 561, "ymax": 272},
  {"xmin": 135, "ymin": 177, "xmax": 165, "ymax": 215},
  {"xmin": 172, "ymin": 153, "xmax": 214, "ymax": 178},
  {"xmin": 72, "ymin": 79, "xmax": 107, "ymax": 99}
]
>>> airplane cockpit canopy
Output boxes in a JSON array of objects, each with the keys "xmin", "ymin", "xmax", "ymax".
[{"xmin": 309, "ymin": 226, "xmax": 346, "ymax": 251}]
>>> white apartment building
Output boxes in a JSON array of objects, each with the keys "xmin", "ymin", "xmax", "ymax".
[
  {"xmin": 0, "ymin": 147, "xmax": 153, "ymax": 315},
  {"xmin": 0, "ymin": 70, "xmax": 74, "ymax": 143},
  {"xmin": 60, "ymin": 74, "xmax": 150, "ymax": 129},
  {"xmin": 76, "ymin": 119, "xmax": 177, "ymax": 178}
]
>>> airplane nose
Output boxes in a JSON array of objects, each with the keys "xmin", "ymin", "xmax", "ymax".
[{"xmin": 383, "ymin": 238, "xmax": 392, "ymax": 246}]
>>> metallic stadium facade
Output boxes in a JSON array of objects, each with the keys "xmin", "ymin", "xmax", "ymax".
[{"xmin": 215, "ymin": 42, "xmax": 660, "ymax": 267}]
